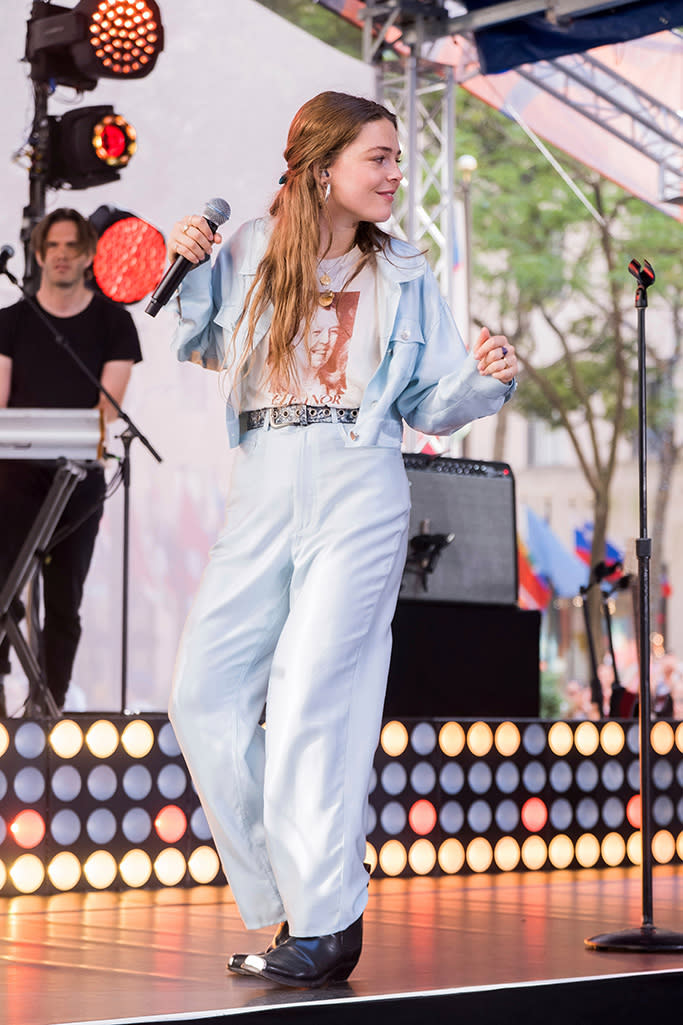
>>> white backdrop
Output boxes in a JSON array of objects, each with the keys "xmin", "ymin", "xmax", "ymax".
[{"xmin": 0, "ymin": 1, "xmax": 374, "ymax": 713}]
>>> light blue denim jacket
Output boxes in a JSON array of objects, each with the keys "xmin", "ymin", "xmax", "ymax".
[{"xmin": 172, "ymin": 217, "xmax": 514, "ymax": 448}]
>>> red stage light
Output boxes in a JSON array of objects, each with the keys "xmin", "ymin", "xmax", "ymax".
[
  {"xmin": 626, "ymin": 794, "xmax": 641, "ymax": 829},
  {"xmin": 521, "ymin": 797, "xmax": 548, "ymax": 832},
  {"xmin": 154, "ymin": 805, "xmax": 187, "ymax": 844},
  {"xmin": 10, "ymin": 810, "xmax": 46, "ymax": 849},
  {"xmin": 91, "ymin": 208, "xmax": 166, "ymax": 304},
  {"xmin": 409, "ymin": 799, "xmax": 437, "ymax": 835}
]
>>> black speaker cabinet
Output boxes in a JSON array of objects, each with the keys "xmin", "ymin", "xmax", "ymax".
[
  {"xmin": 386, "ymin": 600, "xmax": 541, "ymax": 718},
  {"xmin": 400, "ymin": 454, "xmax": 518, "ymax": 606}
]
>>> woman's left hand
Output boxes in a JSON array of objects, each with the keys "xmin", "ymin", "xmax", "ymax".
[{"xmin": 473, "ymin": 326, "xmax": 518, "ymax": 383}]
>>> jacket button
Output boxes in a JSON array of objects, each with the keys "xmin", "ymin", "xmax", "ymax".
[{"xmin": 400, "ymin": 329, "xmax": 410, "ymax": 340}]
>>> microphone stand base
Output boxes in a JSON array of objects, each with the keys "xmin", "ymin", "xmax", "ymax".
[{"xmin": 585, "ymin": 925, "xmax": 683, "ymax": 952}]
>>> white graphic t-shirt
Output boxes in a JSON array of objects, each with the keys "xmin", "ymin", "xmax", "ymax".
[{"xmin": 243, "ymin": 248, "xmax": 380, "ymax": 410}]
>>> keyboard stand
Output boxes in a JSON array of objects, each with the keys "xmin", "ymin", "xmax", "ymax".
[{"xmin": 0, "ymin": 458, "xmax": 87, "ymax": 718}]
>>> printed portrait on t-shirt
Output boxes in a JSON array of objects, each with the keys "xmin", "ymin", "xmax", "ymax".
[{"xmin": 270, "ymin": 291, "xmax": 361, "ymax": 406}]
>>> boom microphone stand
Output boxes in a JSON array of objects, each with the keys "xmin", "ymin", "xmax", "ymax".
[
  {"xmin": 0, "ymin": 255, "xmax": 162, "ymax": 716},
  {"xmin": 585, "ymin": 259, "xmax": 683, "ymax": 952}
]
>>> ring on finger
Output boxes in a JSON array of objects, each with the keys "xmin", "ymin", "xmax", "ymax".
[{"xmin": 182, "ymin": 223, "xmax": 190, "ymax": 233}]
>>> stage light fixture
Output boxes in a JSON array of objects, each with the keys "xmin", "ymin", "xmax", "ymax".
[
  {"xmin": 626, "ymin": 831, "xmax": 642, "ymax": 865},
  {"xmin": 548, "ymin": 834, "xmax": 574, "ymax": 869},
  {"xmin": 575, "ymin": 833, "xmax": 600, "ymax": 868},
  {"xmin": 26, "ymin": 0, "xmax": 164, "ymax": 90},
  {"xmin": 548, "ymin": 721, "xmax": 573, "ymax": 757},
  {"xmin": 494, "ymin": 836, "xmax": 521, "ymax": 872},
  {"xmin": 409, "ymin": 838, "xmax": 437, "ymax": 875},
  {"xmin": 379, "ymin": 839, "xmax": 407, "ymax": 876},
  {"xmin": 121, "ymin": 720, "xmax": 155, "ymax": 758},
  {"xmin": 154, "ymin": 805, "xmax": 187, "ymax": 845},
  {"xmin": 467, "ymin": 722, "xmax": 493, "ymax": 757},
  {"xmin": 119, "ymin": 849, "xmax": 152, "ymax": 888},
  {"xmin": 10, "ymin": 854, "xmax": 45, "ymax": 893},
  {"xmin": 50, "ymin": 720, "xmax": 84, "ymax": 759},
  {"xmin": 381, "ymin": 721, "xmax": 409, "ymax": 757},
  {"xmin": 86, "ymin": 719, "xmax": 119, "ymax": 758},
  {"xmin": 494, "ymin": 721, "xmax": 520, "ymax": 757},
  {"xmin": 154, "ymin": 848, "xmax": 186, "ymax": 887},
  {"xmin": 652, "ymin": 829, "xmax": 676, "ymax": 864},
  {"xmin": 651, "ymin": 721, "xmax": 674, "ymax": 755},
  {"xmin": 10, "ymin": 810, "xmax": 46, "ymax": 849},
  {"xmin": 47, "ymin": 106, "xmax": 137, "ymax": 189},
  {"xmin": 90, "ymin": 204, "xmax": 166, "ymax": 304},
  {"xmin": 438, "ymin": 838, "xmax": 465, "ymax": 874},
  {"xmin": 439, "ymin": 721, "xmax": 465, "ymax": 757},
  {"xmin": 0, "ymin": 725, "xmax": 9, "ymax": 758},
  {"xmin": 84, "ymin": 850, "xmax": 118, "ymax": 889},
  {"xmin": 466, "ymin": 837, "xmax": 493, "ymax": 873},
  {"xmin": 574, "ymin": 721, "xmax": 600, "ymax": 756},
  {"xmin": 521, "ymin": 836, "xmax": 547, "ymax": 870},
  {"xmin": 47, "ymin": 851, "xmax": 82, "ymax": 890},
  {"xmin": 600, "ymin": 721, "xmax": 625, "ymax": 756},
  {"xmin": 409, "ymin": 799, "xmax": 437, "ymax": 836},
  {"xmin": 187, "ymin": 846, "xmax": 220, "ymax": 885}
]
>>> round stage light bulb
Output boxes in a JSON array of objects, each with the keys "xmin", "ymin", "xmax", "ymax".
[
  {"xmin": 439, "ymin": 721, "xmax": 465, "ymax": 757},
  {"xmin": 379, "ymin": 840, "xmax": 407, "ymax": 876},
  {"xmin": 0, "ymin": 860, "xmax": 6, "ymax": 890},
  {"xmin": 599, "ymin": 721, "xmax": 625, "ymax": 756},
  {"xmin": 626, "ymin": 794, "xmax": 641, "ymax": 829},
  {"xmin": 83, "ymin": 850, "xmax": 118, "ymax": 889},
  {"xmin": 15, "ymin": 722, "xmax": 46, "ymax": 759},
  {"xmin": 626, "ymin": 831, "xmax": 642, "ymax": 865},
  {"xmin": 411, "ymin": 722, "xmax": 437, "ymax": 756},
  {"xmin": 575, "ymin": 833, "xmax": 600, "ymax": 868},
  {"xmin": 49, "ymin": 720, "xmax": 84, "ymax": 759},
  {"xmin": 466, "ymin": 837, "xmax": 493, "ymax": 873},
  {"xmin": 47, "ymin": 852, "xmax": 82, "ymax": 891},
  {"xmin": 408, "ymin": 799, "xmax": 437, "ymax": 836},
  {"xmin": 119, "ymin": 849, "xmax": 152, "ymax": 888},
  {"xmin": 85, "ymin": 720, "xmax": 120, "ymax": 758},
  {"xmin": 574, "ymin": 722, "xmax": 599, "ymax": 756},
  {"xmin": 494, "ymin": 721, "xmax": 521, "ymax": 756},
  {"xmin": 380, "ymin": 721, "xmax": 409, "ymax": 757},
  {"xmin": 10, "ymin": 810, "xmax": 46, "ymax": 849},
  {"xmin": 188, "ymin": 846, "xmax": 220, "ymax": 885},
  {"xmin": 364, "ymin": 842, "xmax": 378, "ymax": 876},
  {"xmin": 438, "ymin": 838, "xmax": 465, "ymax": 874},
  {"xmin": 467, "ymin": 722, "xmax": 493, "ymax": 757},
  {"xmin": 548, "ymin": 721, "xmax": 574, "ymax": 757},
  {"xmin": 0, "ymin": 723, "xmax": 9, "ymax": 758},
  {"xmin": 521, "ymin": 797, "xmax": 548, "ymax": 833},
  {"xmin": 154, "ymin": 848, "xmax": 187, "ymax": 887},
  {"xmin": 652, "ymin": 829, "xmax": 675, "ymax": 864},
  {"xmin": 601, "ymin": 832, "xmax": 626, "ymax": 867},
  {"xmin": 408, "ymin": 838, "xmax": 437, "ymax": 875},
  {"xmin": 494, "ymin": 836, "xmax": 520, "ymax": 872},
  {"xmin": 650, "ymin": 721, "xmax": 674, "ymax": 756},
  {"xmin": 154, "ymin": 805, "xmax": 187, "ymax": 844},
  {"xmin": 9, "ymin": 854, "xmax": 45, "ymax": 893},
  {"xmin": 521, "ymin": 836, "xmax": 547, "ymax": 870},
  {"xmin": 548, "ymin": 834, "xmax": 574, "ymax": 869},
  {"xmin": 121, "ymin": 719, "xmax": 155, "ymax": 758}
]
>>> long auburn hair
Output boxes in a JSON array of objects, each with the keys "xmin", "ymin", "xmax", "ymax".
[{"xmin": 231, "ymin": 91, "xmax": 398, "ymax": 393}]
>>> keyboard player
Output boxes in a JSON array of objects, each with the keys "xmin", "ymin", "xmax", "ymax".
[{"xmin": 0, "ymin": 208, "xmax": 142, "ymax": 716}]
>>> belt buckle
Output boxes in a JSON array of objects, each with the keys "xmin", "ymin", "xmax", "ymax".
[{"xmin": 269, "ymin": 404, "xmax": 306, "ymax": 429}]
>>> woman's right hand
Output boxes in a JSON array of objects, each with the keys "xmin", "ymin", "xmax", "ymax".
[{"xmin": 168, "ymin": 215, "xmax": 223, "ymax": 264}]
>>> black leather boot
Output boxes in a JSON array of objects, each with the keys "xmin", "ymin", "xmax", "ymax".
[
  {"xmin": 227, "ymin": 921, "xmax": 289, "ymax": 976},
  {"xmin": 238, "ymin": 915, "xmax": 362, "ymax": 988}
]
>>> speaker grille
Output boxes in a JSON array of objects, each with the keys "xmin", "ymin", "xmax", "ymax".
[{"xmin": 401, "ymin": 454, "xmax": 518, "ymax": 605}]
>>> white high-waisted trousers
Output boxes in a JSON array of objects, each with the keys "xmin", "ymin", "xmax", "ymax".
[{"xmin": 169, "ymin": 421, "xmax": 410, "ymax": 936}]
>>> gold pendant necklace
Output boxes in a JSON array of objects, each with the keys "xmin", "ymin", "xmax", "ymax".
[{"xmin": 318, "ymin": 270, "xmax": 333, "ymax": 307}]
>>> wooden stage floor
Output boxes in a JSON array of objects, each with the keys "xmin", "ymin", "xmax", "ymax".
[{"xmin": 2, "ymin": 867, "xmax": 683, "ymax": 1025}]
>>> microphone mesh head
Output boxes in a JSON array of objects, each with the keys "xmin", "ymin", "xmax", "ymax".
[{"xmin": 202, "ymin": 197, "xmax": 231, "ymax": 228}]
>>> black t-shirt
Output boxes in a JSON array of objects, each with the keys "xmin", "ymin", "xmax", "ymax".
[{"xmin": 0, "ymin": 293, "xmax": 142, "ymax": 409}]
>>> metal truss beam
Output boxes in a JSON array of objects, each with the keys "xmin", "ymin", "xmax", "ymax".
[
  {"xmin": 377, "ymin": 56, "xmax": 457, "ymax": 307},
  {"xmin": 516, "ymin": 51, "xmax": 683, "ymax": 203}
]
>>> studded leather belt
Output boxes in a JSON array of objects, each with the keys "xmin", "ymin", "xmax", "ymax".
[{"xmin": 244, "ymin": 405, "xmax": 360, "ymax": 430}]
